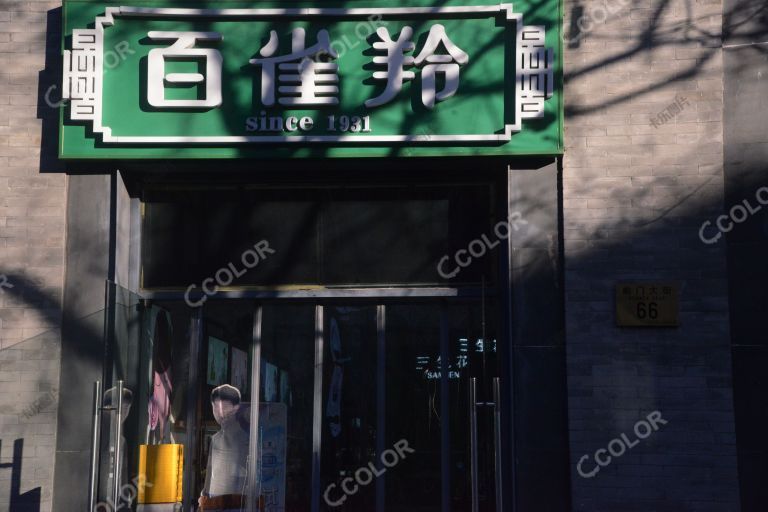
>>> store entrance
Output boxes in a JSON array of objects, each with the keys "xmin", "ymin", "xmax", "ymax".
[{"xmin": 95, "ymin": 292, "xmax": 504, "ymax": 512}]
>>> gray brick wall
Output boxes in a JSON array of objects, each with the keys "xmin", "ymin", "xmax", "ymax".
[
  {"xmin": 0, "ymin": 332, "xmax": 60, "ymax": 512},
  {"xmin": 0, "ymin": 2, "xmax": 65, "ymax": 511},
  {"xmin": 562, "ymin": 0, "xmax": 740, "ymax": 509}
]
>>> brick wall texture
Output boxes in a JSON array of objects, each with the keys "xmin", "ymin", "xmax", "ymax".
[
  {"xmin": 562, "ymin": 0, "xmax": 740, "ymax": 509},
  {"xmin": 0, "ymin": 2, "xmax": 65, "ymax": 512}
]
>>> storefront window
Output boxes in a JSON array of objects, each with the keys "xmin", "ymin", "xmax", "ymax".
[
  {"xmin": 384, "ymin": 304, "xmax": 444, "ymax": 511},
  {"xmin": 259, "ymin": 304, "xmax": 316, "ymax": 511},
  {"xmin": 101, "ymin": 291, "xmax": 500, "ymax": 511},
  {"xmin": 320, "ymin": 306, "xmax": 378, "ymax": 510},
  {"xmin": 141, "ymin": 184, "xmax": 496, "ymax": 288},
  {"xmin": 196, "ymin": 302, "xmax": 254, "ymax": 511}
]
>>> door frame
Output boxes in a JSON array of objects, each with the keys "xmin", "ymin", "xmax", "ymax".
[{"xmin": 242, "ymin": 291, "xmax": 510, "ymax": 512}]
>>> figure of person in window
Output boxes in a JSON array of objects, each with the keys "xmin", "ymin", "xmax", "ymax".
[{"xmin": 199, "ymin": 384, "xmax": 249, "ymax": 511}]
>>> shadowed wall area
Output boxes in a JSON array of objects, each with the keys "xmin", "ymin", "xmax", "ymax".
[
  {"xmin": 1, "ymin": 2, "xmax": 67, "ymax": 512},
  {"xmin": 562, "ymin": 0, "xmax": 766, "ymax": 509},
  {"xmin": 722, "ymin": 0, "xmax": 768, "ymax": 508}
]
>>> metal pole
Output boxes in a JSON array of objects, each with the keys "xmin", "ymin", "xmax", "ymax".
[
  {"xmin": 88, "ymin": 380, "xmax": 103, "ymax": 512},
  {"xmin": 493, "ymin": 377, "xmax": 503, "ymax": 511},
  {"xmin": 311, "ymin": 305, "xmax": 324, "ymax": 512},
  {"xmin": 469, "ymin": 377, "xmax": 479, "ymax": 512},
  {"xmin": 440, "ymin": 306, "xmax": 451, "ymax": 512},
  {"xmin": 112, "ymin": 380, "xmax": 124, "ymax": 508},
  {"xmin": 183, "ymin": 311, "xmax": 202, "ymax": 509},
  {"xmin": 247, "ymin": 305, "xmax": 263, "ymax": 512},
  {"xmin": 376, "ymin": 304, "xmax": 386, "ymax": 512},
  {"xmin": 505, "ymin": 166, "xmax": 518, "ymax": 511}
]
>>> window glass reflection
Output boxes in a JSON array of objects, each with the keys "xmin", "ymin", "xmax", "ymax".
[{"xmin": 259, "ymin": 304, "xmax": 316, "ymax": 511}]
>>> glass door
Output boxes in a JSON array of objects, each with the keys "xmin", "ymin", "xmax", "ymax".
[
  {"xmin": 194, "ymin": 302, "xmax": 256, "ymax": 512},
  {"xmin": 94, "ymin": 284, "xmax": 202, "ymax": 512},
  {"xmin": 254, "ymin": 304, "xmax": 317, "ymax": 512},
  {"xmin": 95, "ymin": 296, "xmax": 503, "ymax": 512},
  {"xmin": 382, "ymin": 301, "xmax": 500, "ymax": 512},
  {"xmin": 253, "ymin": 299, "xmax": 502, "ymax": 512},
  {"xmin": 319, "ymin": 305, "xmax": 379, "ymax": 511},
  {"xmin": 94, "ymin": 281, "xmax": 145, "ymax": 512}
]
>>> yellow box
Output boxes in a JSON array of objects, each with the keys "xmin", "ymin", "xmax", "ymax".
[{"xmin": 137, "ymin": 444, "xmax": 184, "ymax": 504}]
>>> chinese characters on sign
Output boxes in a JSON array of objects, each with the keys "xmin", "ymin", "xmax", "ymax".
[
  {"xmin": 63, "ymin": 31, "xmax": 99, "ymax": 120},
  {"xmin": 517, "ymin": 26, "xmax": 554, "ymax": 118},
  {"xmin": 249, "ymin": 28, "xmax": 340, "ymax": 107},
  {"xmin": 366, "ymin": 25, "xmax": 468, "ymax": 109},
  {"xmin": 60, "ymin": 5, "xmax": 558, "ymax": 150},
  {"xmin": 144, "ymin": 24, "xmax": 469, "ymax": 117},
  {"xmin": 415, "ymin": 338, "xmax": 496, "ymax": 380},
  {"xmin": 147, "ymin": 31, "xmax": 223, "ymax": 108},
  {"xmin": 615, "ymin": 282, "xmax": 680, "ymax": 327}
]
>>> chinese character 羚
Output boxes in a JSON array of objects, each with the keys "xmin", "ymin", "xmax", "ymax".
[
  {"xmin": 367, "ymin": 24, "xmax": 468, "ymax": 109},
  {"xmin": 414, "ymin": 24, "xmax": 468, "ymax": 109},
  {"xmin": 365, "ymin": 26, "xmax": 416, "ymax": 108}
]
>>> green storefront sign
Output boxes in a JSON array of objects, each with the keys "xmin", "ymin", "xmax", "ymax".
[{"xmin": 60, "ymin": 0, "xmax": 562, "ymax": 159}]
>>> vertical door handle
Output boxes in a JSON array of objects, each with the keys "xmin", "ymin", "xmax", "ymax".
[
  {"xmin": 469, "ymin": 377, "xmax": 479, "ymax": 512},
  {"xmin": 493, "ymin": 377, "xmax": 503, "ymax": 511},
  {"xmin": 112, "ymin": 380, "xmax": 124, "ymax": 508},
  {"xmin": 88, "ymin": 380, "xmax": 103, "ymax": 512}
]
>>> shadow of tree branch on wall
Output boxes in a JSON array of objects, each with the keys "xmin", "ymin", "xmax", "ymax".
[{"xmin": 563, "ymin": 0, "xmax": 767, "ymax": 116}]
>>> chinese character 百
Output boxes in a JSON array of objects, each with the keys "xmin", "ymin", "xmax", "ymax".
[
  {"xmin": 367, "ymin": 24, "xmax": 468, "ymax": 109},
  {"xmin": 146, "ymin": 31, "xmax": 223, "ymax": 109},
  {"xmin": 249, "ymin": 28, "xmax": 339, "ymax": 107}
]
